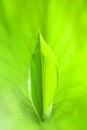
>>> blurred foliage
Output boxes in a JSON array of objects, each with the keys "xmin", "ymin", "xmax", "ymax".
[{"xmin": 0, "ymin": 0, "xmax": 87, "ymax": 130}]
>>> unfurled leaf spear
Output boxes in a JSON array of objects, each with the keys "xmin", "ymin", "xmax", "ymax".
[{"xmin": 28, "ymin": 32, "xmax": 58, "ymax": 121}]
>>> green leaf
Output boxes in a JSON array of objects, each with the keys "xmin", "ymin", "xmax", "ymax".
[
  {"xmin": 0, "ymin": 0, "xmax": 87, "ymax": 129},
  {"xmin": 28, "ymin": 32, "xmax": 58, "ymax": 120}
]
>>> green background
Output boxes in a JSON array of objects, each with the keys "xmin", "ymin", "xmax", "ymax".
[{"xmin": 0, "ymin": 0, "xmax": 87, "ymax": 130}]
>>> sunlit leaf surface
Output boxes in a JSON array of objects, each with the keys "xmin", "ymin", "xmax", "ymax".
[{"xmin": 0, "ymin": 0, "xmax": 87, "ymax": 130}]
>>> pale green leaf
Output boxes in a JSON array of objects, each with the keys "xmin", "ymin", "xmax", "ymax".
[{"xmin": 28, "ymin": 32, "xmax": 58, "ymax": 120}]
